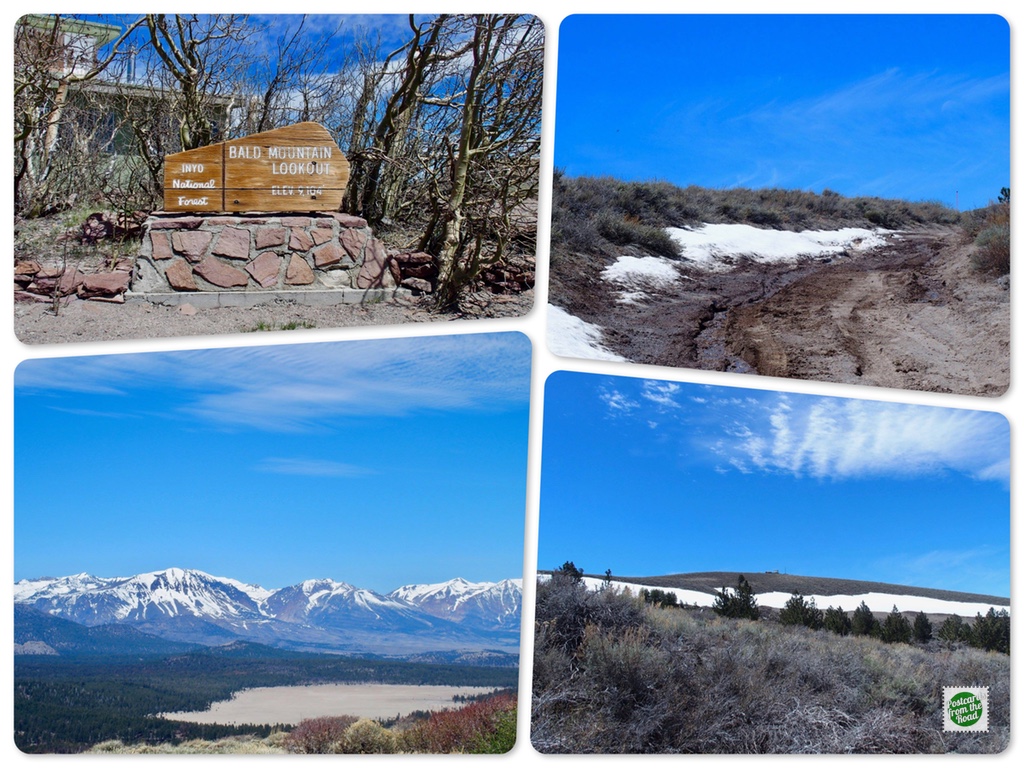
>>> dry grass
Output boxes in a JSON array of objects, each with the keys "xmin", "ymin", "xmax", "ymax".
[{"xmin": 90, "ymin": 735, "xmax": 287, "ymax": 754}]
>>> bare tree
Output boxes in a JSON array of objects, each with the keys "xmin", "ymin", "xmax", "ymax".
[
  {"xmin": 143, "ymin": 14, "xmax": 251, "ymax": 150},
  {"xmin": 423, "ymin": 15, "xmax": 544, "ymax": 308},
  {"xmin": 341, "ymin": 14, "xmax": 543, "ymax": 307}
]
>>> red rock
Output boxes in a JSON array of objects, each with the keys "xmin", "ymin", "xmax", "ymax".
[
  {"xmin": 401, "ymin": 277, "xmax": 433, "ymax": 293},
  {"xmin": 311, "ymin": 228, "xmax": 333, "ymax": 245},
  {"xmin": 255, "ymin": 227, "xmax": 287, "ymax": 249},
  {"xmin": 340, "ymin": 227, "xmax": 366, "ymax": 260},
  {"xmin": 35, "ymin": 267, "xmax": 64, "ymax": 279},
  {"xmin": 151, "ymin": 231, "xmax": 174, "ymax": 260},
  {"xmin": 79, "ymin": 271, "xmax": 130, "ymax": 298},
  {"xmin": 281, "ymin": 216, "xmax": 311, "ymax": 228},
  {"xmin": 357, "ymin": 238, "xmax": 392, "ymax": 288},
  {"xmin": 208, "ymin": 216, "xmax": 267, "ymax": 225},
  {"xmin": 165, "ymin": 259, "xmax": 198, "ymax": 291},
  {"xmin": 392, "ymin": 251, "xmax": 434, "ymax": 265},
  {"xmin": 149, "ymin": 216, "xmax": 203, "ymax": 230},
  {"xmin": 14, "ymin": 260, "xmax": 40, "ymax": 275},
  {"xmin": 212, "ymin": 226, "xmax": 251, "ymax": 260},
  {"xmin": 246, "ymin": 252, "xmax": 281, "ymax": 288},
  {"xmin": 15, "ymin": 290, "xmax": 51, "ymax": 303},
  {"xmin": 171, "ymin": 230, "xmax": 213, "ymax": 261},
  {"xmin": 58, "ymin": 267, "xmax": 85, "ymax": 296},
  {"xmin": 28, "ymin": 278, "xmax": 58, "ymax": 295},
  {"xmin": 388, "ymin": 259, "xmax": 402, "ymax": 284},
  {"xmin": 285, "ymin": 254, "xmax": 315, "ymax": 285},
  {"xmin": 194, "ymin": 257, "xmax": 249, "ymax": 288},
  {"xmin": 403, "ymin": 264, "xmax": 437, "ymax": 280},
  {"xmin": 331, "ymin": 213, "xmax": 367, "ymax": 228},
  {"xmin": 289, "ymin": 228, "xmax": 313, "ymax": 252},
  {"xmin": 313, "ymin": 242, "xmax": 345, "ymax": 268}
]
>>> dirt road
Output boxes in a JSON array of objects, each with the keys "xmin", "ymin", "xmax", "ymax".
[{"xmin": 556, "ymin": 226, "xmax": 1009, "ymax": 396}]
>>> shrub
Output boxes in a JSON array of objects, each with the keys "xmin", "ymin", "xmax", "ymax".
[
  {"xmin": 579, "ymin": 625, "xmax": 668, "ymax": 718},
  {"xmin": 972, "ymin": 223, "xmax": 1010, "ymax": 276},
  {"xmin": 536, "ymin": 574, "xmax": 645, "ymax": 656},
  {"xmin": 595, "ymin": 213, "xmax": 681, "ymax": 258},
  {"xmin": 400, "ymin": 694, "xmax": 517, "ymax": 753},
  {"xmin": 283, "ymin": 715, "xmax": 357, "ymax": 753},
  {"xmin": 340, "ymin": 718, "xmax": 398, "ymax": 754}
]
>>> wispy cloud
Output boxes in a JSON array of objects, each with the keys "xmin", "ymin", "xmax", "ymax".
[
  {"xmin": 710, "ymin": 396, "xmax": 1008, "ymax": 483},
  {"xmin": 15, "ymin": 334, "xmax": 531, "ymax": 431},
  {"xmin": 641, "ymin": 381, "xmax": 681, "ymax": 408}
]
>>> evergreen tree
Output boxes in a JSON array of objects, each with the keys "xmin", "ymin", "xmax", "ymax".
[
  {"xmin": 557, "ymin": 561, "xmax": 584, "ymax": 582},
  {"xmin": 938, "ymin": 614, "xmax": 970, "ymax": 644},
  {"xmin": 823, "ymin": 605, "xmax": 852, "ymax": 636},
  {"xmin": 713, "ymin": 575, "xmax": 759, "ymax": 620},
  {"xmin": 850, "ymin": 601, "xmax": 877, "ymax": 637},
  {"xmin": 778, "ymin": 593, "xmax": 823, "ymax": 630},
  {"xmin": 640, "ymin": 588, "xmax": 678, "ymax": 607},
  {"xmin": 880, "ymin": 606, "xmax": 912, "ymax": 644},
  {"xmin": 970, "ymin": 608, "xmax": 1010, "ymax": 654},
  {"xmin": 912, "ymin": 612, "xmax": 933, "ymax": 644}
]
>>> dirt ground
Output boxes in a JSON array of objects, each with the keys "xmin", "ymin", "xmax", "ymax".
[
  {"xmin": 553, "ymin": 225, "xmax": 1009, "ymax": 396},
  {"xmin": 13, "ymin": 290, "xmax": 532, "ymax": 346}
]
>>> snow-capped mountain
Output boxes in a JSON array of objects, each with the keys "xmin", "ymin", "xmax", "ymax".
[
  {"xmin": 14, "ymin": 568, "xmax": 521, "ymax": 657},
  {"xmin": 15, "ymin": 568, "xmax": 271, "ymax": 626},
  {"xmin": 389, "ymin": 577, "xmax": 523, "ymax": 631}
]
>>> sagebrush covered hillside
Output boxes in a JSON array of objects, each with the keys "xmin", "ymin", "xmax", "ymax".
[{"xmin": 532, "ymin": 573, "xmax": 1008, "ymax": 754}]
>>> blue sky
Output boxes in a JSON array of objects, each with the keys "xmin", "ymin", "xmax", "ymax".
[
  {"xmin": 556, "ymin": 15, "xmax": 1009, "ymax": 211},
  {"xmin": 15, "ymin": 334, "xmax": 531, "ymax": 593},
  {"xmin": 539, "ymin": 372, "xmax": 1009, "ymax": 597}
]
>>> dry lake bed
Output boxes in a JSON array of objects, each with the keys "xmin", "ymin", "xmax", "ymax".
[{"xmin": 161, "ymin": 683, "xmax": 501, "ymax": 725}]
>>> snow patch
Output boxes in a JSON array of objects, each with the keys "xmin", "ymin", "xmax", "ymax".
[
  {"xmin": 547, "ymin": 305, "xmax": 628, "ymax": 362},
  {"xmin": 600, "ymin": 255, "xmax": 684, "ymax": 303},
  {"xmin": 569, "ymin": 576, "xmax": 1007, "ymax": 617},
  {"xmin": 667, "ymin": 223, "xmax": 890, "ymax": 270}
]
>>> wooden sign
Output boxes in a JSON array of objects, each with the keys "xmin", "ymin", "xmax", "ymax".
[{"xmin": 163, "ymin": 122, "xmax": 349, "ymax": 213}]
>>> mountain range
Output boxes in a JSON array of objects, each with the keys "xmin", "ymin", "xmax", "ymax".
[{"xmin": 14, "ymin": 568, "xmax": 522, "ymax": 658}]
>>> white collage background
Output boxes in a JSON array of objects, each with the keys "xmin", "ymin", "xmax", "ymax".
[{"xmin": 2, "ymin": 1, "xmax": 1019, "ymax": 766}]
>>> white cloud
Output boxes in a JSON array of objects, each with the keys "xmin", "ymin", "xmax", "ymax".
[
  {"xmin": 641, "ymin": 381, "xmax": 681, "ymax": 408},
  {"xmin": 15, "ymin": 335, "xmax": 531, "ymax": 431},
  {"xmin": 601, "ymin": 388, "xmax": 638, "ymax": 413},
  {"xmin": 723, "ymin": 398, "xmax": 1008, "ymax": 482}
]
